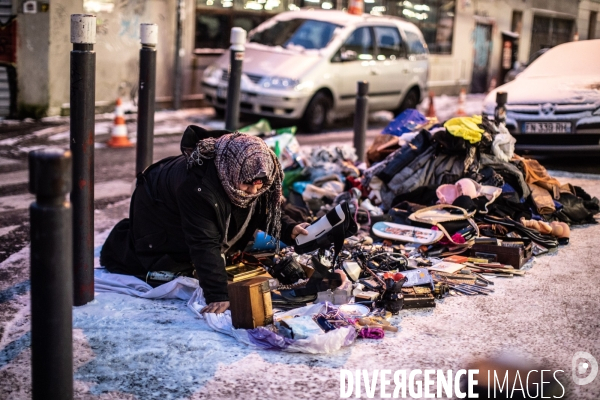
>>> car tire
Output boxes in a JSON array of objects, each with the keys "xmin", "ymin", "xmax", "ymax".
[
  {"xmin": 393, "ymin": 88, "xmax": 419, "ymax": 117},
  {"xmin": 302, "ymin": 92, "xmax": 332, "ymax": 133}
]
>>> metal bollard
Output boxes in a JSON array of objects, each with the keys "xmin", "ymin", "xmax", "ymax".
[
  {"xmin": 225, "ymin": 27, "xmax": 246, "ymax": 131},
  {"xmin": 353, "ymin": 81, "xmax": 369, "ymax": 163},
  {"xmin": 494, "ymin": 91, "xmax": 508, "ymax": 126},
  {"xmin": 70, "ymin": 14, "xmax": 96, "ymax": 306},
  {"xmin": 29, "ymin": 148, "xmax": 73, "ymax": 400},
  {"xmin": 136, "ymin": 23, "xmax": 158, "ymax": 175}
]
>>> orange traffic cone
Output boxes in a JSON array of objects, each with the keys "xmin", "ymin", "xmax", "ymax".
[
  {"xmin": 456, "ymin": 88, "xmax": 467, "ymax": 116},
  {"xmin": 426, "ymin": 91, "xmax": 436, "ymax": 118},
  {"xmin": 107, "ymin": 98, "xmax": 133, "ymax": 148}
]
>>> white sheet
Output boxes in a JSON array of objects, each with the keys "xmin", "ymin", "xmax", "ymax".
[{"xmin": 93, "ymin": 269, "xmax": 355, "ymax": 354}]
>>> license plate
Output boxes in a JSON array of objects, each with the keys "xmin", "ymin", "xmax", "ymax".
[
  {"xmin": 523, "ymin": 122, "xmax": 571, "ymax": 133},
  {"xmin": 217, "ymin": 87, "xmax": 249, "ymax": 102}
]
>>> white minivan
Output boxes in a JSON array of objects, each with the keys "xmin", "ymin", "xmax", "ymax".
[{"xmin": 201, "ymin": 9, "xmax": 429, "ymax": 133}]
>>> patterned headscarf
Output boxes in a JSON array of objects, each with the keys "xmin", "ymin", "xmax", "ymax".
[{"xmin": 187, "ymin": 132, "xmax": 284, "ymax": 241}]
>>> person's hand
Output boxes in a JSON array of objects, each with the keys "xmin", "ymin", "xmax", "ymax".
[
  {"xmin": 291, "ymin": 223, "xmax": 310, "ymax": 240},
  {"xmin": 200, "ymin": 301, "xmax": 230, "ymax": 314}
]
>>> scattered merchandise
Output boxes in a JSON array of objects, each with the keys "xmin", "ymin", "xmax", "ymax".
[{"xmin": 96, "ymin": 109, "xmax": 599, "ymax": 354}]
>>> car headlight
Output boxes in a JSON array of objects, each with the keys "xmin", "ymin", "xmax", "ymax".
[
  {"xmin": 203, "ymin": 65, "xmax": 222, "ymax": 80},
  {"xmin": 259, "ymin": 76, "xmax": 300, "ymax": 90}
]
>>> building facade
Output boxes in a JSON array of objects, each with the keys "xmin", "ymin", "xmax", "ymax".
[{"xmin": 8, "ymin": 0, "xmax": 598, "ymax": 117}]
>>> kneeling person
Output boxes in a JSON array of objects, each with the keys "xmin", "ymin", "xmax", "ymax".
[{"xmin": 100, "ymin": 128, "xmax": 308, "ymax": 314}]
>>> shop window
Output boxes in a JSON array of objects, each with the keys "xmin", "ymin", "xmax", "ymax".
[
  {"xmin": 195, "ymin": 0, "xmax": 301, "ymax": 50},
  {"xmin": 511, "ymin": 10, "xmax": 522, "ymax": 35},
  {"xmin": 530, "ymin": 15, "xmax": 574, "ymax": 58},
  {"xmin": 300, "ymin": 0, "xmax": 336, "ymax": 10},
  {"xmin": 394, "ymin": 0, "xmax": 455, "ymax": 55},
  {"xmin": 196, "ymin": 13, "xmax": 231, "ymax": 49}
]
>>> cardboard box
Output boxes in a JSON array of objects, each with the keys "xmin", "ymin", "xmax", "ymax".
[{"xmin": 227, "ymin": 277, "xmax": 273, "ymax": 329}]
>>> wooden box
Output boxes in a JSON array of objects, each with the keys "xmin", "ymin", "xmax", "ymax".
[
  {"xmin": 227, "ymin": 277, "xmax": 273, "ymax": 329},
  {"xmin": 470, "ymin": 238, "xmax": 533, "ymax": 269}
]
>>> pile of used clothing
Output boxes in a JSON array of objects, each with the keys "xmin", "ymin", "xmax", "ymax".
[{"xmin": 199, "ymin": 109, "xmax": 599, "ymax": 352}]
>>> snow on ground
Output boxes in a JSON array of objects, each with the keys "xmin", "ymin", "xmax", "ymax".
[
  {"xmin": 2, "ymin": 96, "xmax": 599, "ymax": 399},
  {"xmin": 1, "ymin": 174, "xmax": 599, "ymax": 399}
]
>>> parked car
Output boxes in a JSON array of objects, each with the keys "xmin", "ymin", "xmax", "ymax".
[
  {"xmin": 483, "ymin": 39, "xmax": 600, "ymax": 154},
  {"xmin": 503, "ymin": 48, "xmax": 550, "ymax": 83},
  {"xmin": 201, "ymin": 10, "xmax": 429, "ymax": 133}
]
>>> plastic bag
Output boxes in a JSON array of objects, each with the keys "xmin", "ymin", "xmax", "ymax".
[
  {"xmin": 492, "ymin": 124, "xmax": 517, "ymax": 162},
  {"xmin": 382, "ymin": 109, "xmax": 428, "ymax": 136}
]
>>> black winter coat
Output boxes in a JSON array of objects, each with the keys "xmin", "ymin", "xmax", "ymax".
[{"xmin": 100, "ymin": 153, "xmax": 297, "ymax": 304}]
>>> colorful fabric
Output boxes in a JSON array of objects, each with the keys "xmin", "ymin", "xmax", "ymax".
[{"xmin": 443, "ymin": 115, "xmax": 484, "ymax": 144}]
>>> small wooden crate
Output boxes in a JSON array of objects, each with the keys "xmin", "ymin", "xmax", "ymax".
[{"xmin": 227, "ymin": 277, "xmax": 273, "ymax": 329}]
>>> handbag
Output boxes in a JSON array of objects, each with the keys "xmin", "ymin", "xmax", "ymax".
[{"xmin": 408, "ymin": 204, "xmax": 480, "ymax": 246}]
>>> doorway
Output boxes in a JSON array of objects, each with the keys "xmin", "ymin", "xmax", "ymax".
[{"xmin": 470, "ymin": 22, "xmax": 492, "ymax": 93}]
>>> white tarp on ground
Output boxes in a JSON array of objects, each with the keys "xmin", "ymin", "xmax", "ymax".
[{"xmin": 93, "ymin": 269, "xmax": 355, "ymax": 355}]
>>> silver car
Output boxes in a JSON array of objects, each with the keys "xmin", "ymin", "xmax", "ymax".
[
  {"xmin": 201, "ymin": 9, "xmax": 429, "ymax": 133},
  {"xmin": 483, "ymin": 39, "xmax": 600, "ymax": 154}
]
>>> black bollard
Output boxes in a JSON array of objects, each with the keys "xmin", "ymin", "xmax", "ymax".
[
  {"xmin": 29, "ymin": 148, "xmax": 73, "ymax": 400},
  {"xmin": 494, "ymin": 91, "xmax": 508, "ymax": 126},
  {"xmin": 353, "ymin": 81, "xmax": 369, "ymax": 163},
  {"xmin": 70, "ymin": 14, "xmax": 96, "ymax": 306},
  {"xmin": 136, "ymin": 23, "xmax": 158, "ymax": 175},
  {"xmin": 225, "ymin": 27, "xmax": 246, "ymax": 131}
]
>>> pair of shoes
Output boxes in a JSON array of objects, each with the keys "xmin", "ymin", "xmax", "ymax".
[
  {"xmin": 301, "ymin": 184, "xmax": 338, "ymax": 201},
  {"xmin": 484, "ymin": 215, "xmax": 558, "ymax": 248},
  {"xmin": 360, "ymin": 198, "xmax": 383, "ymax": 216},
  {"xmin": 550, "ymin": 221, "xmax": 570, "ymax": 245},
  {"xmin": 520, "ymin": 218, "xmax": 553, "ymax": 235},
  {"xmin": 521, "ymin": 218, "xmax": 570, "ymax": 244}
]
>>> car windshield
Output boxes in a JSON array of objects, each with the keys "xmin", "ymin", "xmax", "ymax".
[
  {"xmin": 520, "ymin": 41, "xmax": 600, "ymax": 78},
  {"xmin": 249, "ymin": 19, "xmax": 341, "ymax": 50}
]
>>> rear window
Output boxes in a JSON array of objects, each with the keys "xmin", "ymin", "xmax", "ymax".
[{"xmin": 249, "ymin": 19, "xmax": 341, "ymax": 50}]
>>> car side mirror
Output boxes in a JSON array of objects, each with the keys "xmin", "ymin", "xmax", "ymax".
[{"xmin": 340, "ymin": 50, "xmax": 358, "ymax": 62}]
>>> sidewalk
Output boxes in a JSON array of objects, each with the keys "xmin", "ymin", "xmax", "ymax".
[
  {"xmin": 1, "ymin": 176, "xmax": 599, "ymax": 399},
  {"xmin": 2, "ymin": 94, "xmax": 600, "ymax": 399}
]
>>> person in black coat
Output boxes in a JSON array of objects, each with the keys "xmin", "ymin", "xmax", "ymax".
[{"xmin": 100, "ymin": 127, "xmax": 308, "ymax": 314}]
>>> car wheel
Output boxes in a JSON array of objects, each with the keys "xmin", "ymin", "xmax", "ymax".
[
  {"xmin": 394, "ymin": 88, "xmax": 419, "ymax": 116},
  {"xmin": 302, "ymin": 92, "xmax": 332, "ymax": 133}
]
